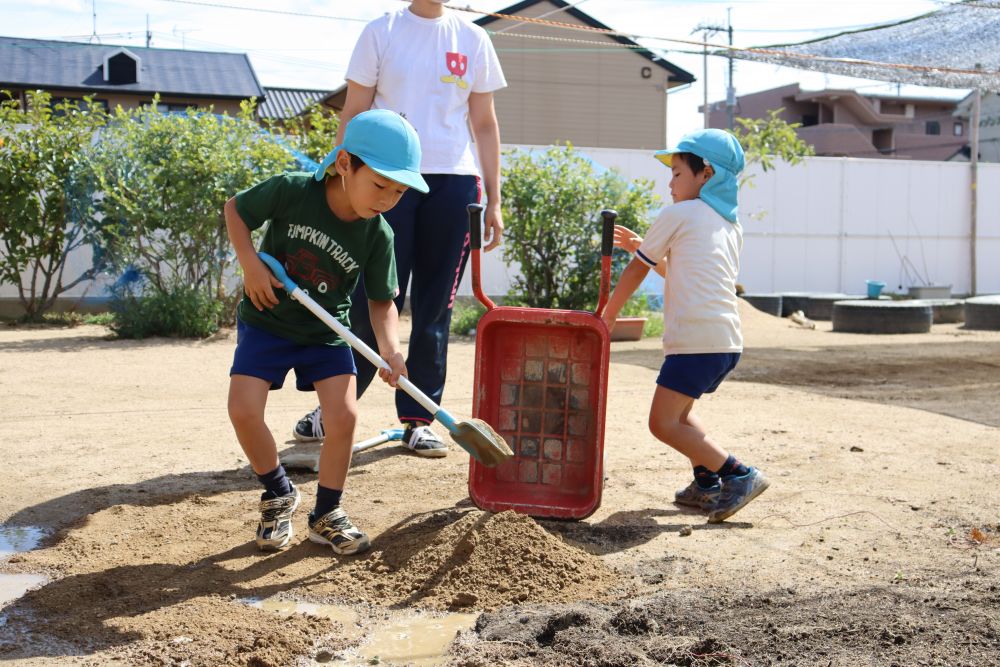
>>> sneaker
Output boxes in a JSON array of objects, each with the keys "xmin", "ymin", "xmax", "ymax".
[
  {"xmin": 403, "ymin": 424, "xmax": 448, "ymax": 458},
  {"xmin": 674, "ymin": 480, "xmax": 721, "ymax": 511},
  {"xmin": 293, "ymin": 406, "xmax": 324, "ymax": 442},
  {"xmin": 308, "ymin": 507, "xmax": 371, "ymax": 556},
  {"xmin": 708, "ymin": 468, "xmax": 770, "ymax": 523},
  {"xmin": 256, "ymin": 484, "xmax": 301, "ymax": 551}
]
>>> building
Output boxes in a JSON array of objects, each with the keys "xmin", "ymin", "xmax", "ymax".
[
  {"xmin": 0, "ymin": 35, "xmax": 264, "ymax": 114},
  {"xmin": 705, "ymin": 83, "xmax": 965, "ymax": 161},
  {"xmin": 258, "ymin": 87, "xmax": 334, "ymax": 121},
  {"xmin": 949, "ymin": 91, "xmax": 1000, "ymax": 162},
  {"xmin": 323, "ymin": 0, "xmax": 695, "ymax": 150}
]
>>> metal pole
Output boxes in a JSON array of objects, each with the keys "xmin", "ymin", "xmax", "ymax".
[
  {"xmin": 726, "ymin": 8, "xmax": 735, "ymax": 130},
  {"xmin": 703, "ymin": 32, "xmax": 710, "ymax": 128},
  {"xmin": 970, "ymin": 88, "xmax": 981, "ymax": 296}
]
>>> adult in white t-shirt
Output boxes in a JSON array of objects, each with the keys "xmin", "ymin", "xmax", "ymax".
[{"xmin": 293, "ymin": 0, "xmax": 507, "ymax": 457}]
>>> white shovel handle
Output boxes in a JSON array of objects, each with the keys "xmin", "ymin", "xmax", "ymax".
[{"xmin": 258, "ymin": 253, "xmax": 441, "ymax": 417}]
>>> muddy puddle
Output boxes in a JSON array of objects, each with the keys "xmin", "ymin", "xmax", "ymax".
[{"xmin": 244, "ymin": 595, "xmax": 477, "ymax": 666}]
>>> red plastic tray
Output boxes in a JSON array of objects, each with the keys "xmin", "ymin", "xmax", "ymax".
[{"xmin": 466, "ymin": 205, "xmax": 616, "ymax": 519}]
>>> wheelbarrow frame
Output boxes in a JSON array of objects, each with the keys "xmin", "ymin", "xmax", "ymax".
[{"xmin": 466, "ymin": 204, "xmax": 617, "ymax": 520}]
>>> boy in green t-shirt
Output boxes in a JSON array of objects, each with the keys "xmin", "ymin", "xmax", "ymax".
[{"xmin": 224, "ymin": 109, "xmax": 428, "ymax": 555}]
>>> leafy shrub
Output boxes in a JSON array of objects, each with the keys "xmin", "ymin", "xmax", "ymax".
[
  {"xmin": 87, "ymin": 97, "xmax": 294, "ymax": 334},
  {"xmin": 501, "ymin": 143, "xmax": 659, "ymax": 311},
  {"xmin": 110, "ymin": 282, "xmax": 223, "ymax": 339},
  {"xmin": 450, "ymin": 301, "xmax": 487, "ymax": 336},
  {"xmin": 0, "ymin": 91, "xmax": 110, "ymax": 320}
]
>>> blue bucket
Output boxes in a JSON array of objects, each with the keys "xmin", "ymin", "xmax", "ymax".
[{"xmin": 866, "ymin": 280, "xmax": 886, "ymax": 299}]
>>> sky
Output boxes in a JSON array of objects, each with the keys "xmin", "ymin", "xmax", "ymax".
[{"xmin": 1, "ymin": 0, "xmax": 969, "ymax": 145}]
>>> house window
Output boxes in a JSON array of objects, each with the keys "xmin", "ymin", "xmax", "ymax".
[
  {"xmin": 104, "ymin": 49, "xmax": 141, "ymax": 85},
  {"xmin": 801, "ymin": 113, "xmax": 818, "ymax": 127},
  {"xmin": 925, "ymin": 120, "xmax": 941, "ymax": 135},
  {"xmin": 141, "ymin": 100, "xmax": 195, "ymax": 113},
  {"xmin": 954, "ymin": 122, "xmax": 964, "ymax": 136}
]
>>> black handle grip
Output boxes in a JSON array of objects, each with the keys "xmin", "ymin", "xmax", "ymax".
[
  {"xmin": 601, "ymin": 209, "xmax": 618, "ymax": 257},
  {"xmin": 468, "ymin": 203, "xmax": 485, "ymax": 250}
]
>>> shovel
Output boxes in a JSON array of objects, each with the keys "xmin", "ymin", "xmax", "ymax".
[{"xmin": 258, "ymin": 252, "xmax": 513, "ymax": 467}]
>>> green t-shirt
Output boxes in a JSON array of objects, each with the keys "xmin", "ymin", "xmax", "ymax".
[{"xmin": 234, "ymin": 172, "xmax": 397, "ymax": 346}]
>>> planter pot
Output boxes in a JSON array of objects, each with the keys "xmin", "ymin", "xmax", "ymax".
[
  {"xmin": 611, "ymin": 317, "xmax": 646, "ymax": 342},
  {"xmin": 908, "ymin": 285, "xmax": 951, "ymax": 299}
]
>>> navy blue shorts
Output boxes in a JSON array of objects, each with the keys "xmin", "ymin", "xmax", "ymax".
[
  {"xmin": 230, "ymin": 319, "xmax": 356, "ymax": 391},
  {"xmin": 656, "ymin": 352, "xmax": 741, "ymax": 399}
]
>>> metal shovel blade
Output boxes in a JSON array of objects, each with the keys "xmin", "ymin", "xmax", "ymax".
[{"xmin": 449, "ymin": 418, "xmax": 513, "ymax": 467}]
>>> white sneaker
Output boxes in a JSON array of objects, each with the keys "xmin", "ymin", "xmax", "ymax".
[{"xmin": 403, "ymin": 424, "xmax": 448, "ymax": 458}]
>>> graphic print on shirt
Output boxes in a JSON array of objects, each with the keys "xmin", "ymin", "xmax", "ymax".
[
  {"xmin": 284, "ymin": 248, "xmax": 344, "ymax": 296},
  {"xmin": 440, "ymin": 51, "xmax": 469, "ymax": 89}
]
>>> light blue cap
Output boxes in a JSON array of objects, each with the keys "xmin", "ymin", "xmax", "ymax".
[
  {"xmin": 654, "ymin": 129, "xmax": 745, "ymax": 223},
  {"xmin": 314, "ymin": 109, "xmax": 429, "ymax": 194}
]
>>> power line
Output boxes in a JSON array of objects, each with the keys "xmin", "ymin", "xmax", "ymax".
[{"xmin": 152, "ymin": 0, "xmax": 369, "ymax": 22}]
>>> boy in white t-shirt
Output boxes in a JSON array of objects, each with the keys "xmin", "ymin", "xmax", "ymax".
[
  {"xmin": 602, "ymin": 129, "xmax": 769, "ymax": 523},
  {"xmin": 292, "ymin": 0, "xmax": 507, "ymax": 456}
]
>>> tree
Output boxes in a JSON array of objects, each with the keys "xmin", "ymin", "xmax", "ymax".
[
  {"xmin": 262, "ymin": 101, "xmax": 339, "ymax": 164},
  {"xmin": 501, "ymin": 143, "xmax": 660, "ymax": 311},
  {"xmin": 87, "ymin": 98, "xmax": 294, "ymax": 335},
  {"xmin": 732, "ymin": 108, "xmax": 815, "ymax": 187},
  {"xmin": 0, "ymin": 91, "xmax": 109, "ymax": 320}
]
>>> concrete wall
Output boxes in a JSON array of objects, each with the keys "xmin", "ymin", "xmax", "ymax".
[
  {"xmin": 4, "ymin": 151, "xmax": 997, "ymax": 316},
  {"xmin": 456, "ymin": 150, "xmax": 1000, "ymax": 299}
]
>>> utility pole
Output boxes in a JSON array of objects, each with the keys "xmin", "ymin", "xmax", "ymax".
[
  {"xmin": 692, "ymin": 23, "xmax": 725, "ymax": 129},
  {"xmin": 726, "ymin": 7, "xmax": 735, "ymax": 131},
  {"xmin": 970, "ymin": 86, "xmax": 981, "ymax": 296},
  {"xmin": 146, "ymin": 14, "xmax": 152, "ymax": 48}
]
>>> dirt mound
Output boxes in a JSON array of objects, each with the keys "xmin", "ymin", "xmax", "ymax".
[
  {"xmin": 738, "ymin": 297, "xmax": 799, "ymax": 342},
  {"xmin": 343, "ymin": 509, "xmax": 618, "ymax": 610}
]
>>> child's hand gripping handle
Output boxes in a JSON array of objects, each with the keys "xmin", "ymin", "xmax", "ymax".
[
  {"xmin": 595, "ymin": 209, "xmax": 618, "ymax": 319},
  {"xmin": 257, "ymin": 252, "xmax": 438, "ymax": 413},
  {"xmin": 467, "ymin": 203, "xmax": 496, "ymax": 311}
]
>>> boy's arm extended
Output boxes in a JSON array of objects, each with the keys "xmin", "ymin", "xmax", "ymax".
[
  {"xmin": 602, "ymin": 257, "xmax": 650, "ymax": 330},
  {"xmin": 368, "ymin": 299, "xmax": 407, "ymax": 387},
  {"xmin": 614, "ymin": 225, "xmax": 666, "ymax": 278},
  {"xmin": 224, "ymin": 197, "xmax": 282, "ymax": 311}
]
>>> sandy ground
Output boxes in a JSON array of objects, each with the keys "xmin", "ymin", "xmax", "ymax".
[{"xmin": 1, "ymin": 301, "xmax": 999, "ymax": 666}]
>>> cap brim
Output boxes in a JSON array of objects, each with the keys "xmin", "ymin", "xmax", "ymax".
[
  {"xmin": 653, "ymin": 149, "xmax": 676, "ymax": 167},
  {"xmin": 363, "ymin": 157, "xmax": 429, "ymax": 194}
]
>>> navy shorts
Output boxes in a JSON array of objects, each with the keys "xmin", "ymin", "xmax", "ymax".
[
  {"xmin": 656, "ymin": 352, "xmax": 741, "ymax": 399},
  {"xmin": 230, "ymin": 319, "xmax": 356, "ymax": 391}
]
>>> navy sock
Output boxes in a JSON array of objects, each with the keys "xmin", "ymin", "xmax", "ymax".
[
  {"xmin": 257, "ymin": 464, "xmax": 292, "ymax": 498},
  {"xmin": 693, "ymin": 465, "xmax": 721, "ymax": 489},
  {"xmin": 716, "ymin": 454, "xmax": 750, "ymax": 478},
  {"xmin": 313, "ymin": 485, "xmax": 343, "ymax": 519}
]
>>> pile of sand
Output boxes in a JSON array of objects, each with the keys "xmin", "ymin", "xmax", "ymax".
[
  {"xmin": 343, "ymin": 509, "xmax": 618, "ymax": 611},
  {"xmin": 738, "ymin": 297, "xmax": 805, "ymax": 344}
]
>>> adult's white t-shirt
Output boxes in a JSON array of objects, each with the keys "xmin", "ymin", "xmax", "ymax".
[
  {"xmin": 635, "ymin": 199, "xmax": 743, "ymax": 355},
  {"xmin": 345, "ymin": 7, "xmax": 507, "ymax": 176}
]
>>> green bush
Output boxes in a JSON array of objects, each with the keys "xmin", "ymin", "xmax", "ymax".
[
  {"xmin": 501, "ymin": 143, "xmax": 659, "ymax": 311},
  {"xmin": 450, "ymin": 301, "xmax": 487, "ymax": 336},
  {"xmin": 87, "ymin": 97, "xmax": 294, "ymax": 333},
  {"xmin": 110, "ymin": 283, "xmax": 223, "ymax": 339},
  {"xmin": 0, "ymin": 91, "xmax": 110, "ymax": 321}
]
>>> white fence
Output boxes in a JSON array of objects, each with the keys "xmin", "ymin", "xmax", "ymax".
[
  {"xmin": 4, "ymin": 149, "xmax": 998, "ymax": 312},
  {"xmin": 459, "ymin": 148, "xmax": 1000, "ymax": 298}
]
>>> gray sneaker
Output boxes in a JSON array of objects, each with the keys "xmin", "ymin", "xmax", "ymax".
[
  {"xmin": 308, "ymin": 507, "xmax": 371, "ymax": 556},
  {"xmin": 403, "ymin": 424, "xmax": 448, "ymax": 458},
  {"xmin": 708, "ymin": 468, "xmax": 770, "ymax": 523},
  {"xmin": 674, "ymin": 480, "xmax": 721, "ymax": 511},
  {"xmin": 255, "ymin": 484, "xmax": 300, "ymax": 551}
]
